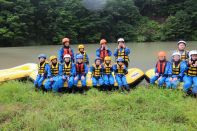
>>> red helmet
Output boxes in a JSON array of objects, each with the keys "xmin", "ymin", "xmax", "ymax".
[{"xmin": 62, "ymin": 38, "xmax": 70, "ymax": 43}]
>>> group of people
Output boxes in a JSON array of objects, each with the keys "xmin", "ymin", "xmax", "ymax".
[
  {"xmin": 150, "ymin": 40, "xmax": 197, "ymax": 96},
  {"xmin": 34, "ymin": 38, "xmax": 197, "ymax": 96},
  {"xmin": 34, "ymin": 38, "xmax": 131, "ymax": 94}
]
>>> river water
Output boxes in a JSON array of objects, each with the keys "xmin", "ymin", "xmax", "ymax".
[{"xmin": 0, "ymin": 42, "xmax": 196, "ymax": 71}]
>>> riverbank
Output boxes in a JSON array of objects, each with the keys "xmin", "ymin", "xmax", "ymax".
[{"xmin": 0, "ymin": 81, "xmax": 197, "ymax": 130}]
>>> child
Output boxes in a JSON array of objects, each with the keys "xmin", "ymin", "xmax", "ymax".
[
  {"xmin": 165, "ymin": 52, "xmax": 186, "ymax": 89},
  {"xmin": 96, "ymin": 39, "xmax": 112, "ymax": 61},
  {"xmin": 53, "ymin": 54, "xmax": 76, "ymax": 92},
  {"xmin": 76, "ymin": 44, "xmax": 89, "ymax": 65},
  {"xmin": 102, "ymin": 56, "xmax": 114, "ymax": 91},
  {"xmin": 114, "ymin": 38, "xmax": 130, "ymax": 67},
  {"xmin": 90, "ymin": 57, "xmax": 104, "ymax": 90},
  {"xmin": 58, "ymin": 37, "xmax": 75, "ymax": 63},
  {"xmin": 113, "ymin": 57, "xmax": 130, "ymax": 92},
  {"xmin": 150, "ymin": 51, "xmax": 172, "ymax": 87},
  {"xmin": 183, "ymin": 50, "xmax": 197, "ymax": 96},
  {"xmin": 34, "ymin": 54, "xmax": 51, "ymax": 90},
  {"xmin": 74, "ymin": 54, "xmax": 88, "ymax": 93},
  {"xmin": 44, "ymin": 55, "xmax": 61, "ymax": 91}
]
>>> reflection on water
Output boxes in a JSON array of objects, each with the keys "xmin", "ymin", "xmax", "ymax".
[{"xmin": 0, "ymin": 42, "xmax": 196, "ymax": 71}]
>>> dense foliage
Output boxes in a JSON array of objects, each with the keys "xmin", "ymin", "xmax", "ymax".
[{"xmin": 0, "ymin": 0, "xmax": 196, "ymax": 46}]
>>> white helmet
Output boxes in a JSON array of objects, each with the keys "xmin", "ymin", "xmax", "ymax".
[
  {"xmin": 189, "ymin": 50, "xmax": 197, "ymax": 57},
  {"xmin": 63, "ymin": 54, "xmax": 71, "ymax": 59},
  {"xmin": 172, "ymin": 52, "xmax": 181, "ymax": 57},
  {"xmin": 177, "ymin": 40, "xmax": 186, "ymax": 46},
  {"xmin": 117, "ymin": 38, "xmax": 125, "ymax": 43}
]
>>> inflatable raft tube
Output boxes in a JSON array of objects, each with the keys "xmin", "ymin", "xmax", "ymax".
[
  {"xmin": 0, "ymin": 63, "xmax": 37, "ymax": 82},
  {"xmin": 145, "ymin": 68, "xmax": 183, "ymax": 89},
  {"xmin": 29, "ymin": 68, "xmax": 145, "ymax": 88}
]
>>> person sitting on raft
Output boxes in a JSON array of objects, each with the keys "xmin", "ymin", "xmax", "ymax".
[
  {"xmin": 150, "ymin": 51, "xmax": 172, "ymax": 87},
  {"xmin": 44, "ymin": 55, "xmax": 61, "ymax": 92},
  {"xmin": 73, "ymin": 54, "xmax": 88, "ymax": 94},
  {"xmin": 113, "ymin": 57, "xmax": 130, "ymax": 92},
  {"xmin": 114, "ymin": 38, "xmax": 130, "ymax": 67},
  {"xmin": 165, "ymin": 52, "xmax": 186, "ymax": 89},
  {"xmin": 76, "ymin": 44, "xmax": 89, "ymax": 65},
  {"xmin": 90, "ymin": 57, "xmax": 104, "ymax": 90},
  {"xmin": 102, "ymin": 56, "xmax": 114, "ymax": 91},
  {"xmin": 34, "ymin": 54, "xmax": 51, "ymax": 91},
  {"xmin": 96, "ymin": 39, "xmax": 112, "ymax": 61},
  {"xmin": 173, "ymin": 40, "xmax": 189, "ymax": 61},
  {"xmin": 183, "ymin": 50, "xmax": 197, "ymax": 97},
  {"xmin": 58, "ymin": 37, "xmax": 75, "ymax": 63},
  {"xmin": 53, "ymin": 54, "xmax": 76, "ymax": 92}
]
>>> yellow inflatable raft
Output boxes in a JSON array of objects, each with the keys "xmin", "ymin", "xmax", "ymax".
[
  {"xmin": 29, "ymin": 68, "xmax": 144, "ymax": 88},
  {"xmin": 145, "ymin": 68, "xmax": 183, "ymax": 89},
  {"xmin": 0, "ymin": 63, "xmax": 37, "ymax": 82}
]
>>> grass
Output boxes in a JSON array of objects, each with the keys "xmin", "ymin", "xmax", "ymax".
[{"xmin": 0, "ymin": 81, "xmax": 197, "ymax": 130}]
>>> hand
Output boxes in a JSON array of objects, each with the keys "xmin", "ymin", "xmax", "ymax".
[
  {"xmin": 62, "ymin": 76, "xmax": 66, "ymax": 80},
  {"xmin": 67, "ymin": 76, "xmax": 70, "ymax": 80},
  {"xmin": 173, "ymin": 77, "xmax": 178, "ymax": 81},
  {"xmin": 101, "ymin": 45, "xmax": 104, "ymax": 50},
  {"xmin": 189, "ymin": 60, "xmax": 193, "ymax": 65},
  {"xmin": 169, "ymin": 77, "xmax": 173, "ymax": 82},
  {"xmin": 155, "ymin": 73, "xmax": 159, "ymax": 76},
  {"xmin": 122, "ymin": 44, "xmax": 126, "ymax": 48},
  {"xmin": 81, "ymin": 76, "xmax": 85, "ymax": 80},
  {"xmin": 50, "ymin": 78, "xmax": 53, "ymax": 82},
  {"xmin": 74, "ymin": 76, "xmax": 78, "ymax": 81},
  {"xmin": 194, "ymin": 61, "xmax": 197, "ymax": 67},
  {"xmin": 118, "ymin": 45, "xmax": 121, "ymax": 49},
  {"xmin": 158, "ymin": 76, "xmax": 162, "ymax": 81}
]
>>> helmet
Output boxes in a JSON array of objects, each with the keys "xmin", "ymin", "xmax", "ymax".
[
  {"xmin": 104, "ymin": 56, "xmax": 111, "ymax": 61},
  {"xmin": 38, "ymin": 54, "xmax": 47, "ymax": 59},
  {"xmin": 189, "ymin": 50, "xmax": 197, "ymax": 57},
  {"xmin": 172, "ymin": 52, "xmax": 181, "ymax": 57},
  {"xmin": 177, "ymin": 40, "xmax": 186, "ymax": 46},
  {"xmin": 95, "ymin": 57, "xmax": 102, "ymax": 63},
  {"xmin": 117, "ymin": 38, "xmax": 125, "ymax": 43},
  {"xmin": 100, "ymin": 39, "xmax": 107, "ymax": 45},
  {"xmin": 76, "ymin": 54, "xmax": 83, "ymax": 59},
  {"xmin": 158, "ymin": 51, "xmax": 166, "ymax": 57},
  {"xmin": 78, "ymin": 44, "xmax": 84, "ymax": 49},
  {"xmin": 63, "ymin": 54, "xmax": 71, "ymax": 59},
  {"xmin": 49, "ymin": 55, "xmax": 57, "ymax": 61},
  {"xmin": 62, "ymin": 38, "xmax": 70, "ymax": 43},
  {"xmin": 116, "ymin": 57, "xmax": 124, "ymax": 62}
]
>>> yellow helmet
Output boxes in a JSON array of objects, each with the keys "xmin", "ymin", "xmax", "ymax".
[
  {"xmin": 78, "ymin": 44, "xmax": 84, "ymax": 49},
  {"xmin": 104, "ymin": 56, "xmax": 111, "ymax": 61},
  {"xmin": 50, "ymin": 55, "xmax": 57, "ymax": 61}
]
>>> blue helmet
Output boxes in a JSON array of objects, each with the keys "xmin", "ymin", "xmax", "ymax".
[
  {"xmin": 76, "ymin": 54, "xmax": 83, "ymax": 59},
  {"xmin": 116, "ymin": 57, "xmax": 124, "ymax": 62},
  {"xmin": 94, "ymin": 57, "xmax": 102, "ymax": 63},
  {"xmin": 38, "ymin": 54, "xmax": 47, "ymax": 59}
]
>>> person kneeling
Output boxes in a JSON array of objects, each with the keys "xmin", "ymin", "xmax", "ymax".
[
  {"xmin": 44, "ymin": 55, "xmax": 61, "ymax": 92},
  {"xmin": 102, "ymin": 56, "xmax": 114, "ymax": 91},
  {"xmin": 150, "ymin": 51, "xmax": 171, "ymax": 87},
  {"xmin": 53, "ymin": 54, "xmax": 76, "ymax": 92},
  {"xmin": 90, "ymin": 57, "xmax": 104, "ymax": 90},
  {"xmin": 165, "ymin": 52, "xmax": 186, "ymax": 89},
  {"xmin": 113, "ymin": 57, "xmax": 130, "ymax": 92},
  {"xmin": 183, "ymin": 50, "xmax": 197, "ymax": 96},
  {"xmin": 74, "ymin": 54, "xmax": 88, "ymax": 94},
  {"xmin": 34, "ymin": 54, "xmax": 51, "ymax": 91}
]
